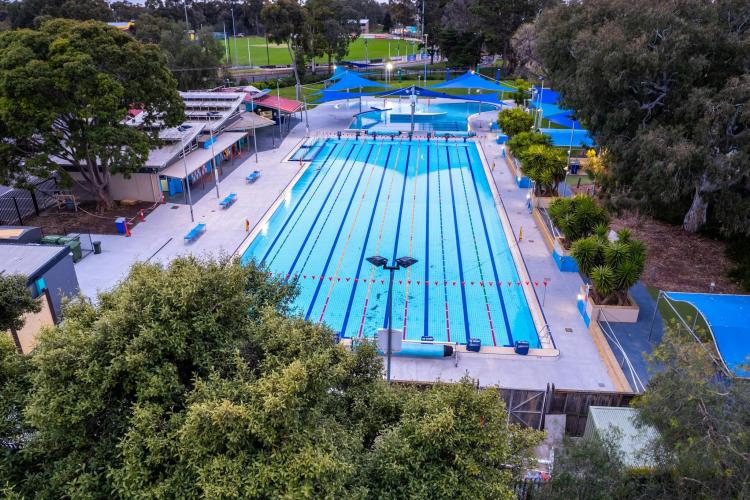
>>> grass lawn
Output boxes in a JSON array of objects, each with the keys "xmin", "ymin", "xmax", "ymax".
[{"xmin": 223, "ymin": 37, "xmax": 420, "ymax": 66}]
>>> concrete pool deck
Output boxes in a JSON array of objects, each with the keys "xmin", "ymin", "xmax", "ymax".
[{"xmin": 71, "ymin": 100, "xmax": 617, "ymax": 392}]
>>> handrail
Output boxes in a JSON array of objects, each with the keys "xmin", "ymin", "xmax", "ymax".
[{"xmin": 597, "ymin": 310, "xmax": 646, "ymax": 393}]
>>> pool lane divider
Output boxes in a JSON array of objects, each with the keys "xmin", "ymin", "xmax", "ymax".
[
  {"xmin": 402, "ymin": 142, "xmax": 422, "ymax": 338},
  {"xmin": 305, "ymin": 143, "xmax": 376, "ymax": 320},
  {"xmin": 462, "ymin": 145, "xmax": 514, "ymax": 346},
  {"xmin": 338, "ymin": 143, "xmax": 394, "ymax": 337},
  {"xmin": 259, "ymin": 140, "xmax": 341, "ymax": 264},
  {"xmin": 445, "ymin": 144, "xmax": 472, "ymax": 344},
  {"xmin": 434, "ymin": 143, "xmax": 451, "ymax": 342},
  {"xmin": 382, "ymin": 143, "xmax": 413, "ymax": 329},
  {"xmin": 285, "ymin": 142, "xmax": 360, "ymax": 277},
  {"xmin": 355, "ymin": 142, "xmax": 405, "ymax": 338},
  {"xmin": 453, "ymin": 142, "xmax": 497, "ymax": 347},
  {"xmin": 316, "ymin": 141, "xmax": 385, "ymax": 323}
]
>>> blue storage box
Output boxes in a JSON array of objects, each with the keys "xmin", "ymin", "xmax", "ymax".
[
  {"xmin": 467, "ymin": 338, "xmax": 481, "ymax": 352},
  {"xmin": 514, "ymin": 340, "xmax": 530, "ymax": 355}
]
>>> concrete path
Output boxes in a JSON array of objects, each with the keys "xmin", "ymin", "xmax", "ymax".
[{"xmin": 72, "ymin": 101, "xmax": 616, "ymax": 392}]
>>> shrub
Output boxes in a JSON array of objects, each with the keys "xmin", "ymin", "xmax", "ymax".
[
  {"xmin": 548, "ymin": 195, "xmax": 610, "ymax": 247},
  {"xmin": 517, "ymin": 144, "xmax": 567, "ymax": 196},
  {"xmin": 510, "ymin": 78, "xmax": 531, "ymax": 106},
  {"xmin": 506, "ymin": 131, "xmax": 551, "ymax": 158},
  {"xmin": 497, "ymin": 108, "xmax": 534, "ymax": 137},
  {"xmin": 570, "ymin": 228, "xmax": 646, "ymax": 305}
]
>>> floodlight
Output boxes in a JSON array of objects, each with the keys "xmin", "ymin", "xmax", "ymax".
[
  {"xmin": 396, "ymin": 256, "xmax": 418, "ymax": 269},
  {"xmin": 366, "ymin": 255, "xmax": 388, "ymax": 268}
]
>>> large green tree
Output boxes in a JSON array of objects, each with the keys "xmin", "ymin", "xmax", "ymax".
[
  {"xmin": 307, "ymin": 0, "xmax": 356, "ymax": 73},
  {"xmin": 0, "ymin": 20, "xmax": 184, "ymax": 210},
  {"xmin": 261, "ymin": 0, "xmax": 310, "ymax": 101},
  {"xmin": 1, "ymin": 256, "xmax": 542, "ymax": 498},
  {"xmin": 8, "ymin": 0, "xmax": 113, "ymax": 29},
  {"xmin": 535, "ymin": 0, "xmax": 750, "ymax": 236}
]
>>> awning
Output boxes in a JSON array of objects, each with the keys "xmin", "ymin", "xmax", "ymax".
[
  {"xmin": 538, "ymin": 128, "xmax": 594, "ymax": 148},
  {"xmin": 250, "ymin": 94, "xmax": 303, "ymax": 114},
  {"xmin": 430, "ymin": 72, "xmax": 516, "ymax": 92},
  {"xmin": 158, "ymin": 131, "xmax": 246, "ymax": 180},
  {"xmin": 324, "ymin": 72, "xmax": 389, "ymax": 91},
  {"xmin": 225, "ymin": 112, "xmax": 275, "ymax": 131}
]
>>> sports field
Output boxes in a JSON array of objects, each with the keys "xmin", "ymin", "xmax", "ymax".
[{"xmin": 223, "ymin": 36, "xmax": 420, "ymax": 66}]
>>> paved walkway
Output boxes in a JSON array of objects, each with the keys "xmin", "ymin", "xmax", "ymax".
[{"xmin": 73, "ymin": 102, "xmax": 615, "ymax": 391}]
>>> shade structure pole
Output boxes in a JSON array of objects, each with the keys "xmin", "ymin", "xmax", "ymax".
[{"xmin": 386, "ymin": 266, "xmax": 395, "ymax": 383}]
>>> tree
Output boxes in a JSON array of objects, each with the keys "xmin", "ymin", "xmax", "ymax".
[
  {"xmin": 548, "ymin": 194, "xmax": 610, "ymax": 247},
  {"xmin": 0, "ymin": 274, "xmax": 41, "ymax": 334},
  {"xmin": 307, "ymin": 0, "xmax": 355, "ymax": 74},
  {"xmin": 535, "ymin": 0, "xmax": 750, "ymax": 236},
  {"xmin": 570, "ymin": 228, "xmax": 646, "ymax": 305},
  {"xmin": 135, "ymin": 14, "xmax": 225, "ymax": 90},
  {"xmin": 8, "ymin": 0, "xmax": 113, "ymax": 29},
  {"xmin": 382, "ymin": 11, "xmax": 393, "ymax": 33},
  {"xmin": 510, "ymin": 23, "xmax": 541, "ymax": 79},
  {"xmin": 262, "ymin": 0, "xmax": 310, "ymax": 101},
  {"xmin": 388, "ymin": 0, "xmax": 415, "ymax": 27},
  {"xmin": 518, "ymin": 144, "xmax": 567, "ymax": 196},
  {"xmin": 0, "ymin": 20, "xmax": 184, "ymax": 210},
  {"xmin": 2, "ymin": 255, "xmax": 542, "ymax": 497},
  {"xmin": 498, "ymin": 108, "xmax": 534, "ymax": 137},
  {"xmin": 506, "ymin": 130, "xmax": 551, "ymax": 157},
  {"xmin": 361, "ymin": 379, "xmax": 543, "ymax": 499},
  {"xmin": 0, "ymin": 336, "xmax": 31, "ymax": 489}
]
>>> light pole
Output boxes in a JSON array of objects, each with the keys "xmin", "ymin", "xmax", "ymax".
[
  {"xmin": 178, "ymin": 126, "xmax": 194, "ymax": 222},
  {"xmin": 385, "ymin": 61, "xmax": 393, "ymax": 86},
  {"xmin": 206, "ymin": 111, "xmax": 221, "ymax": 199},
  {"xmin": 366, "ymin": 255, "xmax": 418, "ymax": 383}
]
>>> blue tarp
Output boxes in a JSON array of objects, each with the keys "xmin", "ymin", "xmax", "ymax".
[
  {"xmin": 538, "ymin": 127, "xmax": 594, "ymax": 148},
  {"xmin": 315, "ymin": 85, "xmax": 510, "ymax": 106},
  {"xmin": 666, "ymin": 292, "xmax": 750, "ymax": 378},
  {"xmin": 324, "ymin": 72, "xmax": 389, "ymax": 92},
  {"xmin": 546, "ymin": 111, "xmax": 583, "ymax": 129},
  {"xmin": 430, "ymin": 72, "xmax": 516, "ymax": 92}
]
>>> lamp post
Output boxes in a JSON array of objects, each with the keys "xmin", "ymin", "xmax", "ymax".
[
  {"xmin": 366, "ymin": 255, "xmax": 418, "ymax": 383},
  {"xmin": 206, "ymin": 111, "xmax": 221, "ymax": 199},
  {"xmin": 178, "ymin": 126, "xmax": 194, "ymax": 222}
]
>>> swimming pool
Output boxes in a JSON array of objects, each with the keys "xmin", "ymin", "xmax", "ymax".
[
  {"xmin": 351, "ymin": 101, "xmax": 497, "ymax": 132},
  {"xmin": 242, "ymin": 138, "xmax": 540, "ymax": 347}
]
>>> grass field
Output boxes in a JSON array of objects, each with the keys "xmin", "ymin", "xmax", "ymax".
[{"xmin": 223, "ymin": 36, "xmax": 420, "ymax": 66}]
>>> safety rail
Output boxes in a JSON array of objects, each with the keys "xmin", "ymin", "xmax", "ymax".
[{"xmin": 597, "ymin": 310, "xmax": 646, "ymax": 393}]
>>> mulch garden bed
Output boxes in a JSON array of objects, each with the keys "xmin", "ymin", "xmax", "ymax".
[
  {"xmin": 611, "ymin": 212, "xmax": 741, "ymax": 294},
  {"xmin": 23, "ymin": 200, "xmax": 157, "ymax": 236}
]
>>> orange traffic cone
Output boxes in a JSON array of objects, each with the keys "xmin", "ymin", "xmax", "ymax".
[{"xmin": 125, "ymin": 223, "xmax": 132, "ymax": 237}]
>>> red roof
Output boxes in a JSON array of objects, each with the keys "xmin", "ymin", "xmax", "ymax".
[{"xmin": 247, "ymin": 94, "xmax": 302, "ymax": 114}]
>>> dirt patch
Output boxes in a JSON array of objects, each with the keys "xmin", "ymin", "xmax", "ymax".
[
  {"xmin": 611, "ymin": 212, "xmax": 740, "ymax": 294},
  {"xmin": 22, "ymin": 200, "xmax": 157, "ymax": 236}
]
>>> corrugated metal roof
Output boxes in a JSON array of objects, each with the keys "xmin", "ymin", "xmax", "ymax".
[{"xmin": 587, "ymin": 406, "xmax": 659, "ymax": 468}]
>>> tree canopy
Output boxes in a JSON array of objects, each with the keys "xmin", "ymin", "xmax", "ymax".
[
  {"xmin": 0, "ymin": 19, "xmax": 184, "ymax": 210},
  {"xmin": 535, "ymin": 0, "xmax": 750, "ymax": 236},
  {"xmin": 1, "ymin": 255, "xmax": 541, "ymax": 498}
]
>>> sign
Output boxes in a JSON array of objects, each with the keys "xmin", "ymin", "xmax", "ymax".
[{"xmin": 376, "ymin": 328, "xmax": 403, "ymax": 353}]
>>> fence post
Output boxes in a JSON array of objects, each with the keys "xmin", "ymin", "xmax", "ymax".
[
  {"xmin": 30, "ymin": 188, "xmax": 40, "ymax": 215},
  {"xmin": 12, "ymin": 196, "xmax": 23, "ymax": 225}
]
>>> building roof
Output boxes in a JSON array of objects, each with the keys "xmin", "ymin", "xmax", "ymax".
[
  {"xmin": 0, "ymin": 244, "xmax": 70, "ymax": 282},
  {"xmin": 249, "ymin": 94, "xmax": 303, "ymax": 114},
  {"xmin": 224, "ymin": 112, "xmax": 275, "ymax": 131},
  {"xmin": 158, "ymin": 132, "xmax": 246, "ymax": 180},
  {"xmin": 587, "ymin": 406, "xmax": 659, "ymax": 468}
]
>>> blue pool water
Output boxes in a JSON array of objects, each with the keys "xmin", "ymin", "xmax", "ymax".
[
  {"xmin": 351, "ymin": 101, "xmax": 497, "ymax": 132},
  {"xmin": 242, "ymin": 138, "xmax": 538, "ymax": 347}
]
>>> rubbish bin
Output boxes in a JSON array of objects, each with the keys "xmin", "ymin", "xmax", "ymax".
[
  {"xmin": 514, "ymin": 340, "xmax": 530, "ymax": 355},
  {"xmin": 66, "ymin": 240, "xmax": 82, "ymax": 262},
  {"xmin": 93, "ymin": 241, "xmax": 102, "ymax": 254},
  {"xmin": 115, "ymin": 217, "xmax": 127, "ymax": 234}
]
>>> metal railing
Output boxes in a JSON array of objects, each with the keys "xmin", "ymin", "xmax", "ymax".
[{"xmin": 597, "ymin": 310, "xmax": 647, "ymax": 393}]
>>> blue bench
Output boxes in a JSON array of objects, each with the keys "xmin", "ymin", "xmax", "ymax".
[
  {"xmin": 246, "ymin": 170, "xmax": 260, "ymax": 183},
  {"xmin": 219, "ymin": 192, "xmax": 237, "ymax": 209},
  {"xmin": 184, "ymin": 223, "xmax": 206, "ymax": 243}
]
